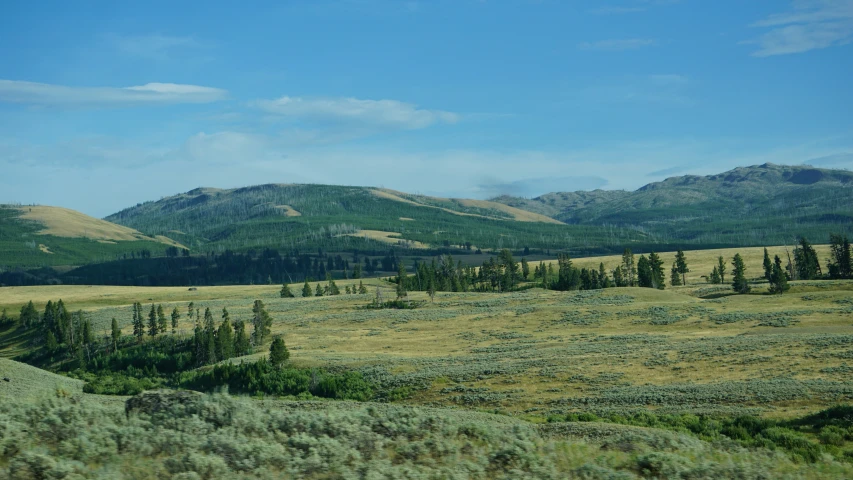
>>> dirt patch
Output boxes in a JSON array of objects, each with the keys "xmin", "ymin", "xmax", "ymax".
[
  {"xmin": 274, "ymin": 205, "xmax": 302, "ymax": 217},
  {"xmin": 344, "ymin": 230, "xmax": 429, "ymax": 249}
]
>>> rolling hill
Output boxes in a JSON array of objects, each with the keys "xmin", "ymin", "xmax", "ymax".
[
  {"xmin": 105, "ymin": 164, "xmax": 852, "ymax": 258},
  {"xmin": 105, "ymin": 184, "xmax": 641, "ymax": 256},
  {"xmin": 493, "ymin": 163, "xmax": 853, "ymax": 244},
  {"xmin": 0, "ymin": 205, "xmax": 183, "ymax": 269}
]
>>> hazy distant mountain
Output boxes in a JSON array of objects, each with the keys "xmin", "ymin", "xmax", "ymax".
[{"xmin": 491, "ymin": 163, "xmax": 853, "ymax": 244}]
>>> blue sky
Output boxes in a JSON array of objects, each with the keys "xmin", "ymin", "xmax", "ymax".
[{"xmin": 1, "ymin": 0, "xmax": 852, "ymax": 217}]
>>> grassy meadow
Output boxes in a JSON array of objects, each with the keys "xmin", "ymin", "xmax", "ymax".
[
  {"xmin": 2, "ymin": 245, "xmax": 853, "ymax": 478},
  {"xmin": 2, "ymin": 244, "xmax": 851, "ymax": 420}
]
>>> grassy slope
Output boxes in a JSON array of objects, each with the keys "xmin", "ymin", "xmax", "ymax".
[
  {"xmin": 0, "ymin": 357, "xmax": 84, "ymax": 398},
  {"xmin": 0, "ymin": 205, "xmax": 182, "ymax": 268}
]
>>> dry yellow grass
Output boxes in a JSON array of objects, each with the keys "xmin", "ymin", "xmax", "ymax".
[
  {"xmin": 371, "ymin": 189, "xmax": 563, "ymax": 224},
  {"xmin": 3, "ymin": 278, "xmax": 851, "ymax": 418},
  {"xmin": 455, "ymin": 198, "xmax": 564, "ymax": 224},
  {"xmin": 344, "ymin": 230, "xmax": 429, "ymax": 249},
  {"xmin": 273, "ymin": 204, "xmax": 302, "ymax": 216},
  {"xmin": 16, "ymin": 206, "xmax": 185, "ymax": 248}
]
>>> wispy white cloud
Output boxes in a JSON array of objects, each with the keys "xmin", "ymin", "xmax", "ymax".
[
  {"xmin": 803, "ymin": 151, "xmax": 853, "ymax": 167},
  {"xmin": 747, "ymin": 0, "xmax": 853, "ymax": 56},
  {"xmin": 253, "ymin": 96, "xmax": 459, "ymax": 130},
  {"xmin": 108, "ymin": 33, "xmax": 205, "ymax": 60},
  {"xmin": 578, "ymin": 38, "xmax": 657, "ymax": 51},
  {"xmin": 0, "ymin": 80, "xmax": 227, "ymax": 107}
]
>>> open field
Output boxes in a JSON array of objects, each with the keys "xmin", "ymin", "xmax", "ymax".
[{"xmin": 3, "ymin": 276, "xmax": 852, "ymax": 419}]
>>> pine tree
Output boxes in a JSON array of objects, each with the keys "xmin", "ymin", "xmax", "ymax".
[
  {"xmin": 132, "ymin": 302, "xmax": 145, "ymax": 342},
  {"xmin": 57, "ymin": 300, "xmax": 71, "ymax": 346},
  {"xmin": 353, "ymin": 263, "xmax": 362, "ymax": 279},
  {"xmin": 193, "ymin": 316, "xmax": 205, "ymax": 365},
  {"xmin": 675, "ymin": 249, "xmax": 689, "ymax": 285},
  {"xmin": 19, "ymin": 301, "xmax": 39, "ymax": 329},
  {"xmin": 717, "ymin": 256, "xmax": 726, "ymax": 284},
  {"xmin": 45, "ymin": 331, "xmax": 58, "ymax": 352},
  {"xmin": 187, "ymin": 302, "xmax": 195, "ymax": 324},
  {"xmin": 269, "ymin": 336, "xmax": 290, "ymax": 367},
  {"xmin": 598, "ymin": 263, "xmax": 610, "ymax": 288},
  {"xmin": 251, "ymin": 300, "xmax": 272, "ymax": 345},
  {"xmin": 157, "ymin": 305, "xmax": 167, "ymax": 333},
  {"xmin": 622, "ymin": 249, "xmax": 636, "ymax": 286},
  {"xmin": 637, "ymin": 255, "xmax": 652, "ymax": 288},
  {"xmin": 521, "ymin": 258, "xmax": 530, "ymax": 280},
  {"xmin": 233, "ymin": 319, "xmax": 250, "ymax": 357},
  {"xmin": 171, "ymin": 307, "xmax": 180, "ymax": 334},
  {"xmin": 396, "ymin": 262, "xmax": 408, "ymax": 299},
  {"xmin": 794, "ymin": 237, "xmax": 822, "ymax": 280},
  {"xmin": 648, "ymin": 252, "xmax": 665, "ymax": 289},
  {"xmin": 147, "ymin": 304, "xmax": 158, "ymax": 336},
  {"xmin": 731, "ymin": 253, "xmax": 750, "ymax": 294},
  {"xmin": 612, "ymin": 266, "xmax": 625, "ymax": 287},
  {"xmin": 671, "ymin": 263, "xmax": 682, "ymax": 286},
  {"xmin": 709, "ymin": 266, "xmax": 721, "ymax": 284},
  {"xmin": 204, "ymin": 308, "xmax": 216, "ymax": 364},
  {"xmin": 111, "ymin": 318, "xmax": 121, "ymax": 351},
  {"xmin": 315, "ymin": 283, "xmax": 323, "ymax": 297},
  {"xmin": 280, "ymin": 283, "xmax": 295, "ymax": 298},
  {"xmin": 763, "ymin": 248, "xmax": 773, "ymax": 282},
  {"xmin": 358, "ymin": 281, "xmax": 368, "ymax": 294},
  {"xmin": 42, "ymin": 300, "xmax": 56, "ymax": 337},
  {"xmin": 216, "ymin": 317, "xmax": 234, "ymax": 360},
  {"xmin": 769, "ymin": 255, "xmax": 790, "ymax": 294},
  {"xmin": 302, "ymin": 280, "xmax": 313, "ymax": 298},
  {"xmin": 327, "ymin": 273, "xmax": 340, "ymax": 295},
  {"xmin": 828, "ymin": 234, "xmax": 852, "ymax": 279},
  {"xmin": 345, "ymin": 285, "xmax": 352, "ymax": 294}
]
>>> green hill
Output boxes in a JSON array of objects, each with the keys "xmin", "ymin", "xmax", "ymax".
[
  {"xmin": 0, "ymin": 205, "xmax": 183, "ymax": 269},
  {"xmin": 492, "ymin": 163, "xmax": 853, "ymax": 244},
  {"xmin": 104, "ymin": 184, "xmax": 643, "ymax": 255}
]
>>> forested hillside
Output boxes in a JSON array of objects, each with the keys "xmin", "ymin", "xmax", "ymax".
[
  {"xmin": 105, "ymin": 184, "xmax": 645, "ymax": 255},
  {"xmin": 493, "ymin": 163, "xmax": 853, "ymax": 244}
]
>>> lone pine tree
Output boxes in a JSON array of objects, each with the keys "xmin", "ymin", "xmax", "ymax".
[
  {"xmin": 675, "ymin": 249, "xmax": 689, "ymax": 285},
  {"xmin": 731, "ymin": 253, "xmax": 751, "ymax": 294},
  {"xmin": 763, "ymin": 248, "xmax": 773, "ymax": 282},
  {"xmin": 769, "ymin": 255, "xmax": 790, "ymax": 295},
  {"xmin": 671, "ymin": 263, "xmax": 682, "ymax": 286},
  {"xmin": 269, "ymin": 336, "xmax": 290, "ymax": 367}
]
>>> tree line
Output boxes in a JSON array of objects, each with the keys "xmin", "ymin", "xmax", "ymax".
[{"xmin": 13, "ymin": 297, "xmax": 287, "ymax": 371}]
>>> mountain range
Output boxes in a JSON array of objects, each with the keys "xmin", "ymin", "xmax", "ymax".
[{"xmin": 2, "ymin": 163, "xmax": 851, "ymax": 272}]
